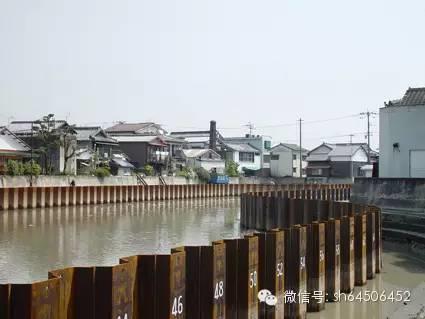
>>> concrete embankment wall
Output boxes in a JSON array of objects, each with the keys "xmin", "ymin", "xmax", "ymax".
[
  {"xmin": 351, "ymin": 177, "xmax": 425, "ymax": 212},
  {"xmin": 0, "ymin": 176, "xmax": 193, "ymax": 188},
  {"xmin": 0, "ymin": 175, "xmax": 311, "ymax": 188},
  {"xmin": 0, "ymin": 183, "xmax": 351, "ymax": 211},
  {"xmin": 351, "ymin": 178, "xmax": 425, "ymax": 246}
]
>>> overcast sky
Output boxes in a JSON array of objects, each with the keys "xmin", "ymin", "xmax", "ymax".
[{"xmin": 1, "ymin": 0, "xmax": 425, "ymax": 149}]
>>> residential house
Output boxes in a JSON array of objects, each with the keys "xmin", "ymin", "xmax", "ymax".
[
  {"xmin": 74, "ymin": 126, "xmax": 120, "ymax": 174},
  {"xmin": 223, "ymin": 134, "xmax": 272, "ymax": 170},
  {"xmin": 74, "ymin": 126, "xmax": 119, "ymax": 158},
  {"xmin": 221, "ymin": 142, "xmax": 261, "ymax": 173},
  {"xmin": 380, "ymin": 87, "xmax": 425, "ymax": 177},
  {"xmin": 106, "ymin": 122, "xmax": 185, "ymax": 173},
  {"xmin": 8, "ymin": 119, "xmax": 77, "ymax": 174},
  {"xmin": 171, "ymin": 121, "xmax": 267, "ymax": 175},
  {"xmin": 306, "ymin": 143, "xmax": 369, "ymax": 182},
  {"xmin": 270, "ymin": 143, "xmax": 309, "ymax": 177},
  {"xmin": 0, "ymin": 127, "xmax": 31, "ymax": 174},
  {"xmin": 181, "ymin": 149, "xmax": 225, "ymax": 173},
  {"xmin": 109, "ymin": 154, "xmax": 135, "ymax": 176}
]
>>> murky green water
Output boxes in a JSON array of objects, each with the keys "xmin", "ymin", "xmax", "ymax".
[{"xmin": 0, "ymin": 198, "xmax": 424, "ymax": 318}]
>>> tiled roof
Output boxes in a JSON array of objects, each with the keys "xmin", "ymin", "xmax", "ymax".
[
  {"xmin": 182, "ymin": 149, "xmax": 222, "ymax": 159},
  {"xmin": 307, "ymin": 143, "xmax": 368, "ymax": 161},
  {"xmin": 74, "ymin": 126, "xmax": 102, "ymax": 141},
  {"xmin": 74, "ymin": 126, "xmax": 118, "ymax": 144},
  {"xmin": 8, "ymin": 120, "xmax": 70, "ymax": 136},
  {"xmin": 0, "ymin": 127, "xmax": 31, "ymax": 154},
  {"xmin": 224, "ymin": 142, "xmax": 260, "ymax": 153},
  {"xmin": 271, "ymin": 143, "xmax": 309, "ymax": 153},
  {"xmin": 106, "ymin": 122, "xmax": 167, "ymax": 135},
  {"xmin": 386, "ymin": 87, "xmax": 425, "ymax": 106},
  {"xmin": 114, "ymin": 135, "xmax": 157, "ymax": 143}
]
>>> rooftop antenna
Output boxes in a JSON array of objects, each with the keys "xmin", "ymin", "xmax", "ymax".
[{"xmin": 244, "ymin": 122, "xmax": 255, "ymax": 135}]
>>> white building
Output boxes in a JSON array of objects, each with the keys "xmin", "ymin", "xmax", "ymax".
[
  {"xmin": 223, "ymin": 135, "xmax": 272, "ymax": 169},
  {"xmin": 222, "ymin": 142, "xmax": 261, "ymax": 173},
  {"xmin": 182, "ymin": 149, "xmax": 225, "ymax": 173},
  {"xmin": 270, "ymin": 143, "xmax": 308, "ymax": 177},
  {"xmin": 380, "ymin": 87, "xmax": 425, "ymax": 177}
]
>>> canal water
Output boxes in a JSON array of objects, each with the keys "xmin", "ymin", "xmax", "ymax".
[{"xmin": 1, "ymin": 197, "xmax": 424, "ymax": 318}]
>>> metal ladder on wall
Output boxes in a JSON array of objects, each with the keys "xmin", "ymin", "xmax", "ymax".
[
  {"xmin": 159, "ymin": 175, "xmax": 167, "ymax": 186},
  {"xmin": 136, "ymin": 173, "xmax": 148, "ymax": 186}
]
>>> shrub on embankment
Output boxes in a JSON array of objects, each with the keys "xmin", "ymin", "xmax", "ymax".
[{"xmin": 5, "ymin": 160, "xmax": 41, "ymax": 176}]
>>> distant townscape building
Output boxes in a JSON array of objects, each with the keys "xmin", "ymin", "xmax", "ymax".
[
  {"xmin": 221, "ymin": 142, "xmax": 262, "ymax": 173},
  {"xmin": 106, "ymin": 122, "xmax": 185, "ymax": 173},
  {"xmin": 181, "ymin": 149, "xmax": 225, "ymax": 173},
  {"xmin": 223, "ymin": 135, "xmax": 272, "ymax": 170},
  {"xmin": 306, "ymin": 143, "xmax": 369, "ymax": 182},
  {"xmin": 8, "ymin": 119, "xmax": 77, "ymax": 175},
  {"xmin": 270, "ymin": 143, "xmax": 308, "ymax": 177},
  {"xmin": 380, "ymin": 87, "xmax": 425, "ymax": 177},
  {"xmin": 0, "ymin": 127, "xmax": 31, "ymax": 174},
  {"xmin": 74, "ymin": 126, "xmax": 131, "ymax": 175},
  {"xmin": 172, "ymin": 121, "xmax": 269, "ymax": 175}
]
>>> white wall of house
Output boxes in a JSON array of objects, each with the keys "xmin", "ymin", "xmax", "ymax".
[
  {"xmin": 292, "ymin": 152, "xmax": 307, "ymax": 177},
  {"xmin": 271, "ymin": 146, "xmax": 307, "ymax": 177},
  {"xmin": 230, "ymin": 151, "xmax": 261, "ymax": 172},
  {"xmin": 380, "ymin": 105, "xmax": 425, "ymax": 177},
  {"xmin": 224, "ymin": 136, "xmax": 272, "ymax": 168}
]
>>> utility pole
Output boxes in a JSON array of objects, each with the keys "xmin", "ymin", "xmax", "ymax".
[
  {"xmin": 299, "ymin": 118, "xmax": 303, "ymax": 178},
  {"xmin": 360, "ymin": 111, "xmax": 377, "ymax": 163},
  {"xmin": 349, "ymin": 134, "xmax": 354, "ymax": 144}
]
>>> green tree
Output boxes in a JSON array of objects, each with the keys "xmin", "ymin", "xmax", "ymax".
[
  {"xmin": 5, "ymin": 160, "xmax": 25, "ymax": 176},
  {"xmin": 93, "ymin": 167, "xmax": 111, "ymax": 178},
  {"xmin": 34, "ymin": 114, "xmax": 61, "ymax": 174},
  {"xmin": 143, "ymin": 164, "xmax": 155, "ymax": 176},
  {"xmin": 225, "ymin": 160, "xmax": 240, "ymax": 177},
  {"xmin": 24, "ymin": 160, "xmax": 42, "ymax": 176},
  {"xmin": 194, "ymin": 167, "xmax": 211, "ymax": 182}
]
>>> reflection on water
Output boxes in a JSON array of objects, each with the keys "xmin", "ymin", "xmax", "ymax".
[
  {"xmin": 1, "ymin": 198, "xmax": 425, "ymax": 319},
  {"xmin": 0, "ymin": 198, "xmax": 242, "ymax": 283}
]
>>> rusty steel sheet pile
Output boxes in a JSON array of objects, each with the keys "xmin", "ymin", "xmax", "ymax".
[{"xmin": 0, "ymin": 184, "xmax": 383, "ymax": 319}]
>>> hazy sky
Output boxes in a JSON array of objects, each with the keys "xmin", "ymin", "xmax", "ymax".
[{"xmin": 1, "ymin": 0, "xmax": 425, "ymax": 149}]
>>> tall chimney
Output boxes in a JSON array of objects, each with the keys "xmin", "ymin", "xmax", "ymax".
[{"xmin": 209, "ymin": 120, "xmax": 217, "ymax": 150}]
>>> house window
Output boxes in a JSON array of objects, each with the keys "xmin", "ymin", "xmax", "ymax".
[
  {"xmin": 293, "ymin": 167, "xmax": 297, "ymax": 173},
  {"xmin": 271, "ymin": 154, "xmax": 279, "ymax": 160},
  {"xmin": 239, "ymin": 152, "xmax": 254, "ymax": 163},
  {"xmin": 311, "ymin": 168, "xmax": 323, "ymax": 176},
  {"xmin": 293, "ymin": 154, "xmax": 297, "ymax": 160},
  {"xmin": 264, "ymin": 140, "xmax": 271, "ymax": 150}
]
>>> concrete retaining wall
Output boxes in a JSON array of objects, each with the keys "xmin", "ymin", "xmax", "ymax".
[
  {"xmin": 351, "ymin": 178, "xmax": 425, "ymax": 212},
  {"xmin": 0, "ymin": 176, "xmax": 200, "ymax": 188},
  {"xmin": 0, "ymin": 183, "xmax": 351, "ymax": 211}
]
